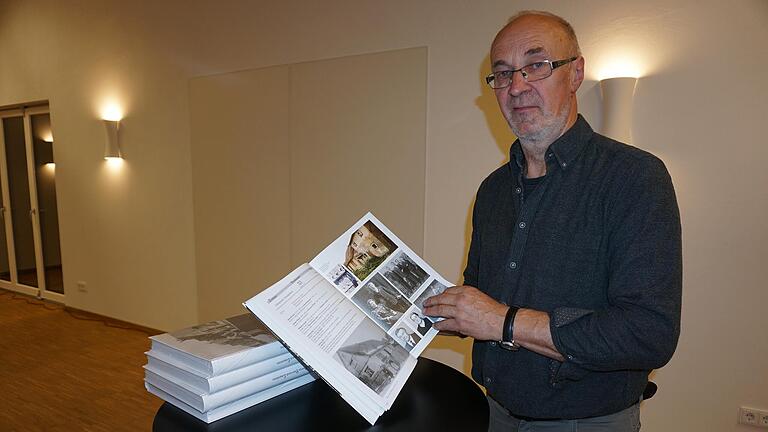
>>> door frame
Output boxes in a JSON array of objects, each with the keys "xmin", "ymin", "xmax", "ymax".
[{"xmin": 0, "ymin": 105, "xmax": 64, "ymax": 302}]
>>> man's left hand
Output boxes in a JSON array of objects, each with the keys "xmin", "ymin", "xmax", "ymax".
[{"xmin": 422, "ymin": 285, "xmax": 507, "ymax": 341}]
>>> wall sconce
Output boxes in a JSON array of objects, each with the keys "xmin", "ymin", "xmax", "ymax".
[
  {"xmin": 599, "ymin": 77, "xmax": 638, "ymax": 144},
  {"xmin": 104, "ymin": 119, "xmax": 122, "ymax": 159}
]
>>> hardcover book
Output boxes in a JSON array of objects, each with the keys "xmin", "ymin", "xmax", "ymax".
[{"xmin": 244, "ymin": 212, "xmax": 450, "ymax": 425}]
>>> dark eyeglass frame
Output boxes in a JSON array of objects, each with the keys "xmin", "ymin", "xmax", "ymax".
[{"xmin": 485, "ymin": 57, "xmax": 578, "ymax": 89}]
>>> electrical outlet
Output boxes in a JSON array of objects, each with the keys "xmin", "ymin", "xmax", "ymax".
[
  {"xmin": 77, "ymin": 281, "xmax": 87, "ymax": 293},
  {"xmin": 758, "ymin": 411, "xmax": 768, "ymax": 428},
  {"xmin": 741, "ymin": 407, "xmax": 758, "ymax": 426},
  {"xmin": 740, "ymin": 407, "xmax": 768, "ymax": 428}
]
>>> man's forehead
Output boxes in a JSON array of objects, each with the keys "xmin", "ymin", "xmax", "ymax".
[{"xmin": 490, "ymin": 17, "xmax": 568, "ymax": 63}]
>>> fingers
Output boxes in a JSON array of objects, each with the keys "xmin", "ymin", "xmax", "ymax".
[{"xmin": 422, "ymin": 303, "xmax": 459, "ymax": 319}]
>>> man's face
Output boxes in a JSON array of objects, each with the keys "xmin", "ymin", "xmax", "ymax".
[{"xmin": 490, "ymin": 16, "xmax": 583, "ymax": 143}]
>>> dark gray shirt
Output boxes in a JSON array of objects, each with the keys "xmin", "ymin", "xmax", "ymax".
[{"xmin": 465, "ymin": 115, "xmax": 682, "ymax": 419}]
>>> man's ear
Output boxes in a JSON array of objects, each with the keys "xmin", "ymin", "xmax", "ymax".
[{"xmin": 571, "ymin": 56, "xmax": 585, "ymax": 92}]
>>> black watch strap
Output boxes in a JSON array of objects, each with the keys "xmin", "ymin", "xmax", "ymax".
[{"xmin": 501, "ymin": 306, "xmax": 521, "ymax": 350}]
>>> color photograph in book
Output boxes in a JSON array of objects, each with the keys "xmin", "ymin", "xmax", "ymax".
[
  {"xmin": 312, "ymin": 219, "xmax": 399, "ymax": 289},
  {"xmin": 333, "ymin": 318, "xmax": 410, "ymax": 396},
  {"xmin": 345, "ymin": 221, "xmax": 398, "ymax": 282}
]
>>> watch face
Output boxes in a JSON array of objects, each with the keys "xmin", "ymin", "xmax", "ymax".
[{"xmin": 500, "ymin": 341, "xmax": 520, "ymax": 351}]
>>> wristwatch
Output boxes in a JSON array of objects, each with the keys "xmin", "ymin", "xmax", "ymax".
[{"xmin": 500, "ymin": 305, "xmax": 521, "ymax": 351}]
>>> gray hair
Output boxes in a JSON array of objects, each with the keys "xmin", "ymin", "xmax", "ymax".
[{"xmin": 505, "ymin": 10, "xmax": 581, "ymax": 56}]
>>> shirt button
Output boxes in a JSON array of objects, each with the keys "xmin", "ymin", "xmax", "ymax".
[
  {"xmin": 490, "ymin": 341, "xmax": 497, "ymax": 347},
  {"xmin": 509, "ymin": 261, "xmax": 517, "ymax": 269},
  {"xmin": 519, "ymin": 222, "xmax": 526, "ymax": 229},
  {"xmin": 561, "ymin": 162, "xmax": 567, "ymax": 168},
  {"xmin": 485, "ymin": 377, "xmax": 492, "ymax": 384},
  {"xmin": 515, "ymin": 187, "xmax": 522, "ymax": 194}
]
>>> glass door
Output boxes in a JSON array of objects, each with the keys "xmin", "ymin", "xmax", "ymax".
[{"xmin": 0, "ymin": 105, "xmax": 64, "ymax": 301}]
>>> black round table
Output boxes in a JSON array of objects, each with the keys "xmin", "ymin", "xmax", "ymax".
[{"xmin": 153, "ymin": 358, "xmax": 489, "ymax": 431}]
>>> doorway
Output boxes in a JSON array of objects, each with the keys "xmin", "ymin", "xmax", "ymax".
[{"xmin": 0, "ymin": 104, "xmax": 64, "ymax": 301}]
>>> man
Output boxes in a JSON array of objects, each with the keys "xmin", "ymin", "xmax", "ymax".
[{"xmin": 423, "ymin": 10, "xmax": 681, "ymax": 432}]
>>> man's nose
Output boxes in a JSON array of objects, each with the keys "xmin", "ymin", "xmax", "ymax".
[{"xmin": 506, "ymin": 70, "xmax": 530, "ymax": 96}]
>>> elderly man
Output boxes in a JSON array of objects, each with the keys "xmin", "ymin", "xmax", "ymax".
[{"xmin": 423, "ymin": 10, "xmax": 681, "ymax": 432}]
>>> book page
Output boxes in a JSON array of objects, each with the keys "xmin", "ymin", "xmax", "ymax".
[
  {"xmin": 309, "ymin": 212, "xmax": 451, "ymax": 356},
  {"xmin": 244, "ymin": 264, "xmax": 417, "ymax": 424}
]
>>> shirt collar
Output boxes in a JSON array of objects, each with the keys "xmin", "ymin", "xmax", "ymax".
[{"xmin": 509, "ymin": 114, "xmax": 593, "ymax": 174}]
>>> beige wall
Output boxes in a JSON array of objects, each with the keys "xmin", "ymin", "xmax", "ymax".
[
  {"xmin": 1, "ymin": 1, "xmax": 767, "ymax": 430},
  {"xmin": 189, "ymin": 48, "xmax": 427, "ymax": 322}
]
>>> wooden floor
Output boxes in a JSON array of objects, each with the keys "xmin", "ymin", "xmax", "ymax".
[{"xmin": 0, "ymin": 289, "xmax": 163, "ymax": 431}]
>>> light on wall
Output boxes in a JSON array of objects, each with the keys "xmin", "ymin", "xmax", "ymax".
[
  {"xmin": 599, "ymin": 77, "xmax": 638, "ymax": 144},
  {"xmin": 104, "ymin": 119, "xmax": 122, "ymax": 160}
]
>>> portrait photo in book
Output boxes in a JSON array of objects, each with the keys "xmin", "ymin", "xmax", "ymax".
[
  {"xmin": 379, "ymin": 251, "xmax": 429, "ymax": 299},
  {"xmin": 392, "ymin": 324, "xmax": 421, "ymax": 351},
  {"xmin": 333, "ymin": 318, "xmax": 411, "ymax": 396},
  {"xmin": 352, "ymin": 273, "xmax": 413, "ymax": 329}
]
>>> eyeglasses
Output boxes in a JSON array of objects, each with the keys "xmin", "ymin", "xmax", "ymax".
[{"xmin": 485, "ymin": 57, "xmax": 578, "ymax": 89}]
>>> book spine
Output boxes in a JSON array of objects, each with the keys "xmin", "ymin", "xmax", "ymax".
[
  {"xmin": 146, "ymin": 373, "xmax": 315, "ymax": 423},
  {"xmin": 200, "ymin": 362, "xmax": 309, "ymax": 411},
  {"xmin": 208, "ymin": 352, "xmax": 299, "ymax": 392}
]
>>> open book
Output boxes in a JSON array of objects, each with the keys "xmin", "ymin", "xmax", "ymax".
[{"xmin": 244, "ymin": 212, "xmax": 451, "ymax": 424}]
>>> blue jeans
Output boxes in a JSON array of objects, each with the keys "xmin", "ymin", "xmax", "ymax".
[{"xmin": 487, "ymin": 395, "xmax": 641, "ymax": 432}]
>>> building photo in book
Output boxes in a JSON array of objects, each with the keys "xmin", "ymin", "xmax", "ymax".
[
  {"xmin": 333, "ymin": 319, "xmax": 410, "ymax": 395},
  {"xmin": 345, "ymin": 221, "xmax": 398, "ymax": 282},
  {"xmin": 379, "ymin": 251, "xmax": 429, "ymax": 299},
  {"xmin": 352, "ymin": 273, "xmax": 413, "ymax": 329},
  {"xmin": 413, "ymin": 279, "xmax": 448, "ymax": 313},
  {"xmin": 171, "ymin": 314, "xmax": 275, "ymax": 348},
  {"xmin": 327, "ymin": 264, "xmax": 358, "ymax": 293}
]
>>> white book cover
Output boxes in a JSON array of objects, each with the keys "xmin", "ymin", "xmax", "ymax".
[
  {"xmin": 145, "ymin": 361, "xmax": 311, "ymax": 413},
  {"xmin": 149, "ymin": 313, "xmax": 288, "ymax": 377},
  {"xmin": 243, "ymin": 212, "xmax": 453, "ymax": 425},
  {"xmin": 145, "ymin": 350, "xmax": 300, "ymax": 394},
  {"xmin": 145, "ymin": 373, "xmax": 315, "ymax": 424}
]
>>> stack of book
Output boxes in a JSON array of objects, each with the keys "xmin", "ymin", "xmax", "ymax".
[{"xmin": 144, "ymin": 313, "xmax": 315, "ymax": 423}]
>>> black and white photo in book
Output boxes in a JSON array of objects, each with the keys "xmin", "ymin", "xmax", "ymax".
[
  {"xmin": 379, "ymin": 251, "xmax": 429, "ymax": 299},
  {"xmin": 352, "ymin": 273, "xmax": 412, "ymax": 329},
  {"xmin": 407, "ymin": 310, "xmax": 433, "ymax": 336},
  {"xmin": 171, "ymin": 314, "xmax": 275, "ymax": 348},
  {"xmin": 391, "ymin": 324, "xmax": 421, "ymax": 351},
  {"xmin": 413, "ymin": 279, "xmax": 448, "ymax": 312},
  {"xmin": 344, "ymin": 221, "xmax": 398, "ymax": 282},
  {"xmin": 327, "ymin": 264, "xmax": 358, "ymax": 293},
  {"xmin": 333, "ymin": 319, "xmax": 410, "ymax": 395}
]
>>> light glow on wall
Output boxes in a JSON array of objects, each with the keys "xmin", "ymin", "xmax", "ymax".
[
  {"xmin": 596, "ymin": 55, "xmax": 644, "ymax": 80},
  {"xmin": 101, "ymin": 101, "xmax": 124, "ymax": 122},
  {"xmin": 105, "ymin": 157, "xmax": 124, "ymax": 169}
]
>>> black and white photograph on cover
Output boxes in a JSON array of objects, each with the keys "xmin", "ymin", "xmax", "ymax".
[
  {"xmin": 327, "ymin": 264, "xmax": 358, "ymax": 293},
  {"xmin": 414, "ymin": 279, "xmax": 448, "ymax": 311},
  {"xmin": 333, "ymin": 319, "xmax": 410, "ymax": 395},
  {"xmin": 352, "ymin": 274, "xmax": 412, "ymax": 329},
  {"xmin": 392, "ymin": 324, "xmax": 421, "ymax": 351},
  {"xmin": 344, "ymin": 221, "xmax": 398, "ymax": 282},
  {"xmin": 380, "ymin": 251, "xmax": 429, "ymax": 299},
  {"xmin": 408, "ymin": 310, "xmax": 433, "ymax": 336},
  {"xmin": 170, "ymin": 314, "xmax": 273, "ymax": 348}
]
